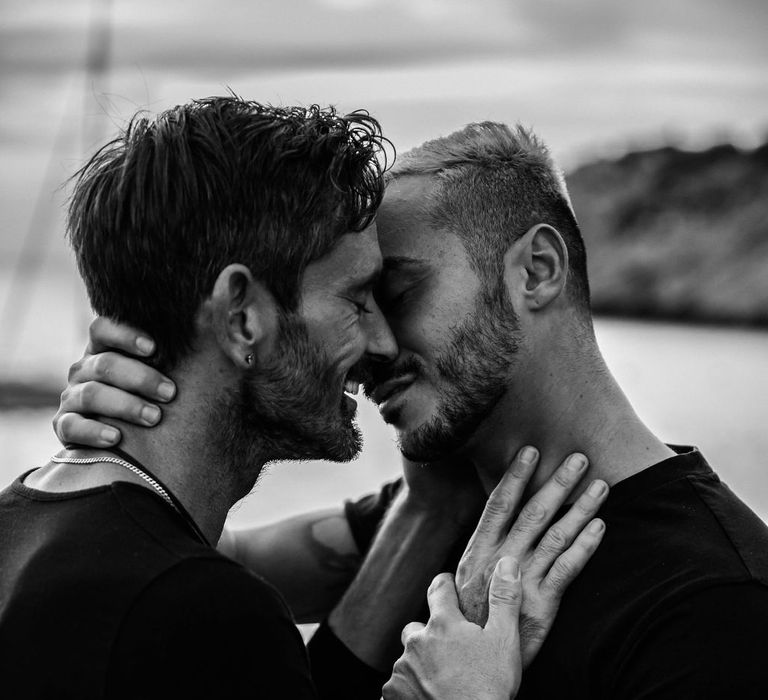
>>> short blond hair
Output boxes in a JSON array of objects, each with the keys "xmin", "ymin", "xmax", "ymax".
[{"xmin": 389, "ymin": 122, "xmax": 590, "ymax": 311}]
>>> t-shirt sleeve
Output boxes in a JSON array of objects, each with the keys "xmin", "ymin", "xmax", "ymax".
[
  {"xmin": 106, "ymin": 557, "xmax": 318, "ymax": 700},
  {"xmin": 610, "ymin": 581, "xmax": 768, "ymax": 700},
  {"xmin": 343, "ymin": 478, "xmax": 403, "ymax": 555}
]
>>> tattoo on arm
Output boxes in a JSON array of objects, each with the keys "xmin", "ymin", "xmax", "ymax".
[
  {"xmin": 304, "ymin": 514, "xmax": 362, "ymax": 575},
  {"xmin": 285, "ymin": 514, "xmax": 362, "ymax": 621}
]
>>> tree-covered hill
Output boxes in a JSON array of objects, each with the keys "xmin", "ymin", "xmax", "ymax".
[{"xmin": 567, "ymin": 141, "xmax": 768, "ymax": 325}]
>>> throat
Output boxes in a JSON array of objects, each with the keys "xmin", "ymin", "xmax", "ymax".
[{"xmin": 464, "ymin": 362, "xmax": 674, "ymax": 496}]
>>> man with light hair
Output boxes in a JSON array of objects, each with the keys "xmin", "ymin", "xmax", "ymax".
[{"xmin": 60, "ymin": 119, "xmax": 768, "ymax": 699}]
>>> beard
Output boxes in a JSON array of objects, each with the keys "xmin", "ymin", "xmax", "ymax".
[
  {"xmin": 376, "ymin": 286, "xmax": 521, "ymax": 463},
  {"xmin": 209, "ymin": 313, "xmax": 364, "ymax": 487}
]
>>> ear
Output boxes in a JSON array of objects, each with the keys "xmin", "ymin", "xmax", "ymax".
[
  {"xmin": 200, "ymin": 264, "xmax": 280, "ymax": 369},
  {"xmin": 503, "ymin": 224, "xmax": 569, "ymax": 312}
]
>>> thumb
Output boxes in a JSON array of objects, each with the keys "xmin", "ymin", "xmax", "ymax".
[
  {"xmin": 426, "ymin": 572, "xmax": 464, "ymax": 624},
  {"xmin": 484, "ymin": 556, "xmax": 522, "ymax": 640}
]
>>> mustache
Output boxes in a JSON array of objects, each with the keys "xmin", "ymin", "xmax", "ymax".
[{"xmin": 362, "ymin": 356, "xmax": 423, "ymax": 398}]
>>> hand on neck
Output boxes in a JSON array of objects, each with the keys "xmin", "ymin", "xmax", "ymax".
[{"xmin": 113, "ymin": 379, "xmax": 250, "ymax": 545}]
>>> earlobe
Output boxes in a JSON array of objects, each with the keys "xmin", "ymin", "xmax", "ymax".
[{"xmin": 208, "ymin": 264, "xmax": 279, "ymax": 369}]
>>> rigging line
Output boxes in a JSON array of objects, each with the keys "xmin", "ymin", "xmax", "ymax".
[
  {"xmin": 0, "ymin": 75, "xmax": 83, "ymax": 370},
  {"xmin": 1, "ymin": 0, "xmax": 113, "ymax": 371}
]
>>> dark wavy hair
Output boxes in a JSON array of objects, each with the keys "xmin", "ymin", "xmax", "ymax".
[{"xmin": 67, "ymin": 96, "xmax": 391, "ymax": 370}]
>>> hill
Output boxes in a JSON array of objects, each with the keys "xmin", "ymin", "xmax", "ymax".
[{"xmin": 567, "ymin": 141, "xmax": 768, "ymax": 325}]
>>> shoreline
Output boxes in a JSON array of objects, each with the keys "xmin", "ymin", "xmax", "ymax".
[{"xmin": 2, "ymin": 313, "xmax": 767, "ymax": 410}]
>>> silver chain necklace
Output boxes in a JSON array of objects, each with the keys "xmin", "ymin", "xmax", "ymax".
[{"xmin": 51, "ymin": 455, "xmax": 179, "ymax": 515}]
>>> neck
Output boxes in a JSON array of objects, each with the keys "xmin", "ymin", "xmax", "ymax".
[
  {"xmin": 73, "ymin": 372, "xmax": 265, "ymax": 545},
  {"xmin": 464, "ymin": 333, "xmax": 675, "ymax": 497}
]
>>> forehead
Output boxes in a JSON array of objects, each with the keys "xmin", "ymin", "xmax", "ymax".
[
  {"xmin": 300, "ymin": 225, "xmax": 382, "ymax": 293},
  {"xmin": 376, "ymin": 174, "xmax": 460, "ymax": 263}
]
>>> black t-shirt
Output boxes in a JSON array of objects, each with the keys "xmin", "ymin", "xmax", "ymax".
[
  {"xmin": 0, "ymin": 472, "xmax": 377, "ymax": 699},
  {"xmin": 345, "ymin": 447, "xmax": 768, "ymax": 699}
]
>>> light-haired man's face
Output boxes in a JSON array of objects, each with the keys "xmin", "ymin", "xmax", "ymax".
[{"xmin": 365, "ymin": 175, "xmax": 521, "ymax": 461}]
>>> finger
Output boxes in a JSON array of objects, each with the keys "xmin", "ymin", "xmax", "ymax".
[
  {"xmin": 54, "ymin": 412, "xmax": 122, "ymax": 448},
  {"xmin": 69, "ymin": 352, "xmax": 175, "ymax": 403},
  {"xmin": 527, "ymin": 479, "xmax": 609, "ymax": 579},
  {"xmin": 467, "ymin": 446, "xmax": 540, "ymax": 548},
  {"xmin": 484, "ymin": 556, "xmax": 522, "ymax": 642},
  {"xmin": 61, "ymin": 382, "xmax": 163, "ymax": 428},
  {"xmin": 87, "ymin": 316, "xmax": 156, "ymax": 357},
  {"xmin": 425, "ymin": 572, "xmax": 464, "ymax": 625},
  {"xmin": 542, "ymin": 518, "xmax": 605, "ymax": 597},
  {"xmin": 400, "ymin": 621, "xmax": 425, "ymax": 646},
  {"xmin": 505, "ymin": 453, "xmax": 589, "ymax": 551}
]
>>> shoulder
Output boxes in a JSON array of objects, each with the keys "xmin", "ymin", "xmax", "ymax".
[
  {"xmin": 127, "ymin": 555, "xmax": 294, "ymax": 623},
  {"xmin": 107, "ymin": 557, "xmax": 316, "ymax": 698},
  {"xmin": 601, "ymin": 457, "xmax": 768, "ymax": 588}
]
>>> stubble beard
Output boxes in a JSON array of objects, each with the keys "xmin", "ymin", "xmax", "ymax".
[
  {"xmin": 210, "ymin": 313, "xmax": 363, "ymax": 489},
  {"xmin": 397, "ymin": 288, "xmax": 521, "ymax": 463}
]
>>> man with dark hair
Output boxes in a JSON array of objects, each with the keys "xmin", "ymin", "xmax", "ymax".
[
  {"xmin": 1, "ymin": 97, "xmax": 400, "ymax": 698},
  {"xmin": 1, "ymin": 100, "xmax": 604, "ymax": 700},
  {"xmin": 64, "ymin": 119, "xmax": 768, "ymax": 698}
]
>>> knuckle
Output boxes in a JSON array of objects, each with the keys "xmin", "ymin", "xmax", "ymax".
[
  {"xmin": 553, "ymin": 469, "xmax": 574, "ymax": 488},
  {"xmin": 59, "ymin": 386, "xmax": 72, "ymax": 409},
  {"xmin": 520, "ymin": 499, "xmax": 547, "ymax": 525},
  {"xmin": 490, "ymin": 582, "xmax": 521, "ymax": 605},
  {"xmin": 430, "ymin": 572, "xmax": 452, "ymax": 590},
  {"xmin": 67, "ymin": 358, "xmax": 84, "ymax": 383},
  {"xmin": 542, "ymin": 525, "xmax": 569, "ymax": 551},
  {"xmin": 78, "ymin": 381, "xmax": 98, "ymax": 406},
  {"xmin": 505, "ymin": 465, "xmax": 530, "ymax": 482},
  {"xmin": 550, "ymin": 557, "xmax": 577, "ymax": 587},
  {"xmin": 574, "ymin": 497, "xmax": 596, "ymax": 517},
  {"xmin": 91, "ymin": 353, "xmax": 113, "ymax": 381},
  {"xmin": 485, "ymin": 495, "xmax": 515, "ymax": 520}
]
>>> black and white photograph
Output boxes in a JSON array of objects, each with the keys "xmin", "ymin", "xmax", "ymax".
[{"xmin": 1, "ymin": 1, "xmax": 767, "ymax": 697}]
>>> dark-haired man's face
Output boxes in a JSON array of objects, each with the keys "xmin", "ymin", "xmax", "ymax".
[
  {"xmin": 364, "ymin": 176, "xmax": 521, "ymax": 461},
  {"xmin": 216, "ymin": 227, "xmax": 397, "ymax": 470}
]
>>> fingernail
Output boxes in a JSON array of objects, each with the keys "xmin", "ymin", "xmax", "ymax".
[
  {"xmin": 100, "ymin": 428, "xmax": 119, "ymax": 444},
  {"xmin": 157, "ymin": 381, "xmax": 175, "ymax": 401},
  {"xmin": 568, "ymin": 454, "xmax": 588, "ymax": 473},
  {"xmin": 520, "ymin": 446, "xmax": 538, "ymax": 464},
  {"xmin": 498, "ymin": 557, "xmax": 521, "ymax": 581},
  {"xmin": 588, "ymin": 480, "xmax": 607, "ymax": 498},
  {"xmin": 588, "ymin": 519, "xmax": 605, "ymax": 535},
  {"xmin": 136, "ymin": 337, "xmax": 155, "ymax": 355},
  {"xmin": 141, "ymin": 405, "xmax": 161, "ymax": 424}
]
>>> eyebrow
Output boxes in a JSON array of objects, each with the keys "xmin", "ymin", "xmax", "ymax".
[{"xmin": 382, "ymin": 255, "xmax": 429, "ymax": 273}]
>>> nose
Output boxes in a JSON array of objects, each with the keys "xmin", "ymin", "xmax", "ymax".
[{"xmin": 364, "ymin": 299, "xmax": 399, "ymax": 363}]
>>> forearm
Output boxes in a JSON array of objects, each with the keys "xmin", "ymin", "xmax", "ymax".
[
  {"xmin": 327, "ymin": 487, "xmax": 471, "ymax": 672},
  {"xmin": 218, "ymin": 509, "xmax": 362, "ymax": 622}
]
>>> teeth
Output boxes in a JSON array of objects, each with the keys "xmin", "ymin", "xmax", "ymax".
[{"xmin": 344, "ymin": 379, "xmax": 360, "ymax": 395}]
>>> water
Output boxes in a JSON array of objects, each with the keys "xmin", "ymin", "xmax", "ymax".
[{"xmin": 2, "ymin": 318, "xmax": 768, "ymax": 526}]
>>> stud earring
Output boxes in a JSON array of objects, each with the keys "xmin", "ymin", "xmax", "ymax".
[{"xmin": 245, "ymin": 353, "xmax": 254, "ymax": 366}]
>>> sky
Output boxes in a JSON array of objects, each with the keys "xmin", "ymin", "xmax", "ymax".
[{"xmin": 0, "ymin": 0, "xmax": 766, "ymax": 374}]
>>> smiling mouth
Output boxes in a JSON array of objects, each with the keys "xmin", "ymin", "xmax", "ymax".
[{"xmin": 371, "ymin": 374, "xmax": 417, "ymax": 405}]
